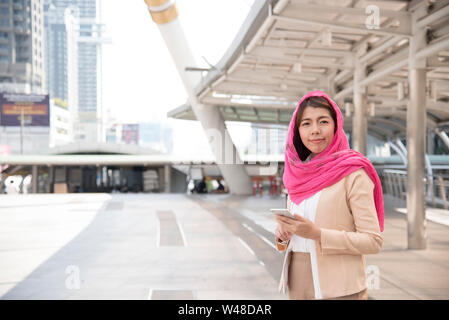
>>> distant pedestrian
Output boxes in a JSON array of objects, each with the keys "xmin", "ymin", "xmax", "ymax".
[
  {"xmin": 216, "ymin": 179, "xmax": 225, "ymax": 191},
  {"xmin": 5, "ymin": 180, "xmax": 19, "ymax": 195},
  {"xmin": 194, "ymin": 177, "xmax": 207, "ymax": 194},
  {"xmin": 211, "ymin": 179, "xmax": 227, "ymax": 194},
  {"xmin": 274, "ymin": 91, "xmax": 384, "ymax": 300}
]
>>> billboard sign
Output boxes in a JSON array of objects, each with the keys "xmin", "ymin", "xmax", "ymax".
[
  {"xmin": 122, "ymin": 124, "xmax": 139, "ymax": 145},
  {"xmin": 0, "ymin": 93, "xmax": 50, "ymax": 127}
]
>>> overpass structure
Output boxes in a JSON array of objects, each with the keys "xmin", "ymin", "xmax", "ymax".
[
  {"xmin": 145, "ymin": 0, "xmax": 449, "ymax": 249},
  {"xmin": 0, "ymin": 0, "xmax": 446, "ymax": 250},
  {"xmin": 0, "ymin": 143, "xmax": 284, "ymax": 195}
]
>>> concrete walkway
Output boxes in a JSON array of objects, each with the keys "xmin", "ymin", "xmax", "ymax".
[
  {"xmin": 0, "ymin": 193, "xmax": 447, "ymax": 300},
  {"xmin": 206, "ymin": 195, "xmax": 449, "ymax": 300},
  {"xmin": 0, "ymin": 193, "xmax": 285, "ymax": 300},
  {"xmin": 189, "ymin": 193, "xmax": 449, "ymax": 300},
  {"xmin": 365, "ymin": 195, "xmax": 449, "ymax": 300}
]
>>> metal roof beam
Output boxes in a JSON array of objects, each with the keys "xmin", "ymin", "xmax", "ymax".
[
  {"xmin": 272, "ymin": 14, "xmax": 412, "ymax": 38},
  {"xmin": 288, "ymin": 2, "xmax": 411, "ymax": 21},
  {"xmin": 214, "ymin": 81, "xmax": 313, "ymax": 96},
  {"xmin": 359, "ymin": 36, "xmax": 405, "ymax": 63},
  {"xmin": 369, "ymin": 118, "xmax": 407, "ymax": 132},
  {"xmin": 247, "ymin": 52, "xmax": 354, "ymax": 69},
  {"xmin": 229, "ymin": 68, "xmax": 323, "ymax": 81},
  {"xmin": 252, "ymin": 45, "xmax": 353, "ymax": 59},
  {"xmin": 417, "ymin": 3, "xmax": 449, "ymax": 28},
  {"xmin": 336, "ymin": 35, "xmax": 449, "ymax": 99},
  {"xmin": 201, "ymin": 96, "xmax": 296, "ymax": 111}
]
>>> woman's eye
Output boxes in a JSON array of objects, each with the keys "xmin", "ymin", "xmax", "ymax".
[{"xmin": 321, "ymin": 121, "xmax": 328, "ymax": 124}]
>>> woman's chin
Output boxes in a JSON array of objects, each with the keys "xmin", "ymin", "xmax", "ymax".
[{"xmin": 308, "ymin": 147, "xmax": 323, "ymax": 154}]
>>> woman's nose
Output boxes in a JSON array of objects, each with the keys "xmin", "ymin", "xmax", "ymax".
[{"xmin": 311, "ymin": 122, "xmax": 320, "ymax": 133}]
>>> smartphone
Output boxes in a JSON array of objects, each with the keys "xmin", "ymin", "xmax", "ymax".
[{"xmin": 270, "ymin": 208, "xmax": 295, "ymax": 219}]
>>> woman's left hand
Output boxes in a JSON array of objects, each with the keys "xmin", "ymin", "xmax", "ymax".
[{"xmin": 275, "ymin": 214, "xmax": 321, "ymax": 241}]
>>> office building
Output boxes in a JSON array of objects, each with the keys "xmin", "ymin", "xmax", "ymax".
[
  {"xmin": 0, "ymin": 0, "xmax": 45, "ymax": 94},
  {"xmin": 44, "ymin": 0, "xmax": 106, "ymax": 143}
]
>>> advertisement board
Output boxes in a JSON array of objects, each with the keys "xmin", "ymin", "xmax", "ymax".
[
  {"xmin": 122, "ymin": 124, "xmax": 139, "ymax": 145},
  {"xmin": 0, "ymin": 93, "xmax": 50, "ymax": 127}
]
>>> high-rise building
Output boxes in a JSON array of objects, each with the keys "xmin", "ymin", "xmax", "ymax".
[
  {"xmin": 43, "ymin": 2, "xmax": 79, "ymax": 141},
  {"xmin": 44, "ymin": 0, "xmax": 106, "ymax": 143},
  {"xmin": 0, "ymin": 0, "xmax": 45, "ymax": 94}
]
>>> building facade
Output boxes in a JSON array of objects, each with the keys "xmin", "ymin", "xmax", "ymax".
[
  {"xmin": 44, "ymin": 0, "xmax": 106, "ymax": 143},
  {"xmin": 0, "ymin": 0, "xmax": 45, "ymax": 94}
]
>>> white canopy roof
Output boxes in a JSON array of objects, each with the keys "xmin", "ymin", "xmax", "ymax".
[{"xmin": 169, "ymin": 0, "xmax": 449, "ymax": 142}]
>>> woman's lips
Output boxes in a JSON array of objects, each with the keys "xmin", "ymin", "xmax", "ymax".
[{"xmin": 310, "ymin": 139, "xmax": 324, "ymax": 144}]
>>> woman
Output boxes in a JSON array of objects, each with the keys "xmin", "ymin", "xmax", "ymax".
[{"xmin": 274, "ymin": 90, "xmax": 384, "ymax": 300}]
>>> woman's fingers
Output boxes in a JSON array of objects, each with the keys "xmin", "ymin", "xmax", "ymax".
[
  {"xmin": 276, "ymin": 227, "xmax": 289, "ymax": 241},
  {"xmin": 293, "ymin": 214, "xmax": 306, "ymax": 221},
  {"xmin": 275, "ymin": 214, "xmax": 295, "ymax": 225},
  {"xmin": 278, "ymin": 221, "xmax": 295, "ymax": 236}
]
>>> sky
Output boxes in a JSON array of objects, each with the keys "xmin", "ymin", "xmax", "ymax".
[{"xmin": 101, "ymin": 0, "xmax": 255, "ymax": 156}]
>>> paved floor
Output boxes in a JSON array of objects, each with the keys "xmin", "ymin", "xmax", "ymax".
[{"xmin": 0, "ymin": 192, "xmax": 447, "ymax": 300}]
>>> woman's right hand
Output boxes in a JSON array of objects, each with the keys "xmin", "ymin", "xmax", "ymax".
[{"xmin": 275, "ymin": 223, "xmax": 292, "ymax": 242}]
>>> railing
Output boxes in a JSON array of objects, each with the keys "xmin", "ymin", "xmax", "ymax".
[{"xmin": 382, "ymin": 169, "xmax": 449, "ymax": 210}]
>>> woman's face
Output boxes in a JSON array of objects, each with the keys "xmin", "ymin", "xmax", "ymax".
[{"xmin": 298, "ymin": 106, "xmax": 335, "ymax": 158}]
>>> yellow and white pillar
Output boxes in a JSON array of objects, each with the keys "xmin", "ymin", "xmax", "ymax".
[{"xmin": 144, "ymin": 0, "xmax": 253, "ymax": 195}]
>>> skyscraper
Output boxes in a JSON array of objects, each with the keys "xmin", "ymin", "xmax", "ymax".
[
  {"xmin": 44, "ymin": 1, "xmax": 78, "ymax": 141},
  {"xmin": 44, "ymin": 0, "xmax": 106, "ymax": 142},
  {"xmin": 0, "ymin": 0, "xmax": 45, "ymax": 94},
  {"xmin": 0, "ymin": 0, "xmax": 49, "ymax": 155}
]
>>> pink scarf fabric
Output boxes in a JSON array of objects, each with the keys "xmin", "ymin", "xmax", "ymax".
[{"xmin": 283, "ymin": 90, "xmax": 384, "ymax": 232}]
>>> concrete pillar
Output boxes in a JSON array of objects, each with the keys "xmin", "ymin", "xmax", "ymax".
[
  {"xmin": 426, "ymin": 130, "xmax": 434, "ymax": 154},
  {"xmin": 158, "ymin": 167, "xmax": 164, "ymax": 193},
  {"xmin": 353, "ymin": 61, "xmax": 367, "ymax": 155},
  {"xmin": 96, "ymin": 166, "xmax": 101, "ymax": 187},
  {"xmin": 106, "ymin": 167, "xmax": 110, "ymax": 187},
  {"xmin": 144, "ymin": 0, "xmax": 253, "ymax": 195},
  {"xmin": 407, "ymin": 5, "xmax": 427, "ymax": 250},
  {"xmin": 32, "ymin": 165, "xmax": 38, "ymax": 193},
  {"xmin": 119, "ymin": 168, "xmax": 124, "ymax": 186},
  {"xmin": 164, "ymin": 164, "xmax": 171, "ymax": 193},
  {"xmin": 49, "ymin": 166, "xmax": 54, "ymax": 193}
]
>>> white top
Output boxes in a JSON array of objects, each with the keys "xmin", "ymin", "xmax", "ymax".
[
  {"xmin": 290, "ymin": 153, "xmax": 322, "ymax": 253},
  {"xmin": 284, "ymin": 191, "xmax": 324, "ymax": 299},
  {"xmin": 290, "ymin": 190, "xmax": 322, "ymax": 252}
]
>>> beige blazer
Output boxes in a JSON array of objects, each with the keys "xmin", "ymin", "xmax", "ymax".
[{"xmin": 276, "ymin": 168, "xmax": 383, "ymax": 299}]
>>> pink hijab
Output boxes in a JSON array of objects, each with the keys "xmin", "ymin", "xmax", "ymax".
[{"xmin": 283, "ymin": 90, "xmax": 384, "ymax": 232}]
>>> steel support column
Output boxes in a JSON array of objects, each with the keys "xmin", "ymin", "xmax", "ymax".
[
  {"xmin": 49, "ymin": 166, "xmax": 54, "ymax": 193},
  {"xmin": 407, "ymin": 5, "xmax": 427, "ymax": 250},
  {"xmin": 144, "ymin": 0, "xmax": 253, "ymax": 195},
  {"xmin": 164, "ymin": 164, "xmax": 171, "ymax": 193},
  {"xmin": 32, "ymin": 165, "xmax": 38, "ymax": 193},
  {"xmin": 353, "ymin": 60, "xmax": 367, "ymax": 155}
]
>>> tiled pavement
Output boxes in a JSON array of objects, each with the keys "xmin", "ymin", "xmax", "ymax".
[{"xmin": 0, "ymin": 192, "xmax": 447, "ymax": 300}]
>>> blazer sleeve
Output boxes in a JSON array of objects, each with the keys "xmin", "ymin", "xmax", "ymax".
[
  {"xmin": 275, "ymin": 194, "xmax": 291, "ymax": 252},
  {"xmin": 318, "ymin": 169, "xmax": 383, "ymax": 255}
]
